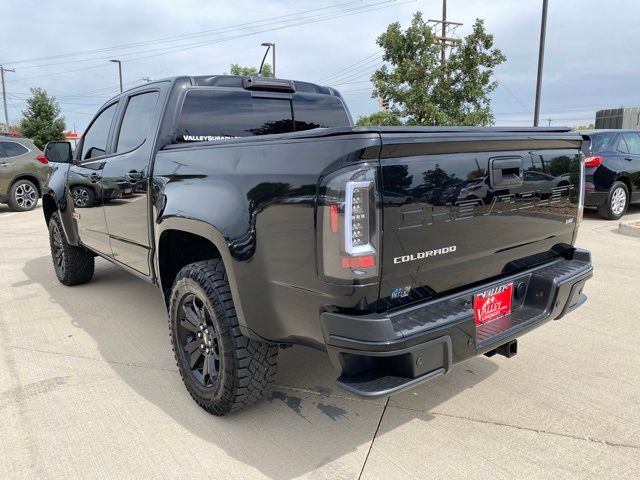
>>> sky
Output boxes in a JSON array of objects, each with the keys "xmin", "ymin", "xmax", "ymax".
[{"xmin": 1, "ymin": 0, "xmax": 639, "ymax": 133}]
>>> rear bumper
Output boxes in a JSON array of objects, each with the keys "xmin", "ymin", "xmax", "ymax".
[
  {"xmin": 321, "ymin": 249, "xmax": 593, "ymax": 398},
  {"xmin": 584, "ymin": 191, "xmax": 608, "ymax": 206}
]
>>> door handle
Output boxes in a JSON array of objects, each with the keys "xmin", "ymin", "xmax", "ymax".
[
  {"xmin": 126, "ymin": 170, "xmax": 142, "ymax": 180},
  {"xmin": 625, "ymin": 157, "xmax": 633, "ymax": 161},
  {"xmin": 89, "ymin": 173, "xmax": 101, "ymax": 182},
  {"xmin": 0, "ymin": 162, "xmax": 12, "ymax": 167},
  {"xmin": 490, "ymin": 157, "xmax": 524, "ymax": 188}
]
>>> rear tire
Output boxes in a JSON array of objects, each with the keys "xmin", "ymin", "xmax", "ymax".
[
  {"xmin": 169, "ymin": 259, "xmax": 278, "ymax": 416},
  {"xmin": 48, "ymin": 212, "xmax": 95, "ymax": 285},
  {"xmin": 598, "ymin": 181, "xmax": 629, "ymax": 220},
  {"xmin": 8, "ymin": 179, "xmax": 38, "ymax": 211}
]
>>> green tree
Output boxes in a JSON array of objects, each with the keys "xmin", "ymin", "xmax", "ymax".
[
  {"xmin": 356, "ymin": 110, "xmax": 403, "ymax": 126},
  {"xmin": 20, "ymin": 88, "xmax": 66, "ymax": 149},
  {"xmin": 572, "ymin": 124, "xmax": 594, "ymax": 131},
  {"xmin": 229, "ymin": 63, "xmax": 273, "ymax": 77},
  {"xmin": 369, "ymin": 12, "xmax": 505, "ymax": 126}
]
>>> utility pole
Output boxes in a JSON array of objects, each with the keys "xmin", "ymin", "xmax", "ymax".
[
  {"xmin": 429, "ymin": 0, "xmax": 462, "ymax": 63},
  {"xmin": 533, "ymin": 0, "xmax": 549, "ymax": 127},
  {"xmin": 1, "ymin": 65, "xmax": 15, "ymax": 131},
  {"xmin": 441, "ymin": 0, "xmax": 446, "ymax": 63},
  {"xmin": 547, "ymin": 118, "xmax": 552, "ymax": 126}
]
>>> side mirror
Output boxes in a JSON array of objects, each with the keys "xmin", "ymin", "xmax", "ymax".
[{"xmin": 44, "ymin": 141, "xmax": 73, "ymax": 163}]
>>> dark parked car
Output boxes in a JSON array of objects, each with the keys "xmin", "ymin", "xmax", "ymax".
[
  {"xmin": 41, "ymin": 75, "xmax": 592, "ymax": 416},
  {"xmin": 580, "ymin": 129, "xmax": 640, "ymax": 219},
  {"xmin": 0, "ymin": 135, "xmax": 49, "ymax": 211}
]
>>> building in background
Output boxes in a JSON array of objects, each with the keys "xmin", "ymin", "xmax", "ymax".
[{"xmin": 595, "ymin": 107, "xmax": 640, "ymax": 129}]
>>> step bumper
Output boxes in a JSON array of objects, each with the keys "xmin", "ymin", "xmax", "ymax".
[{"xmin": 321, "ymin": 249, "xmax": 593, "ymax": 398}]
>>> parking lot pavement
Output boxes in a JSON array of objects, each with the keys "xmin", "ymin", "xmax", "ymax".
[{"xmin": 1, "ymin": 205, "xmax": 639, "ymax": 480}]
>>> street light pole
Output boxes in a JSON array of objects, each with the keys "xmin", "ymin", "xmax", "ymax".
[
  {"xmin": 533, "ymin": 0, "xmax": 548, "ymax": 127},
  {"xmin": 110, "ymin": 59, "xmax": 123, "ymax": 92},
  {"xmin": 260, "ymin": 42, "xmax": 276, "ymax": 77}
]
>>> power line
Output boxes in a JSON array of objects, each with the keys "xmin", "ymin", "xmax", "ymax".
[
  {"xmin": 333, "ymin": 79, "xmax": 375, "ymax": 86},
  {"xmin": 2, "ymin": 0, "xmax": 372, "ymax": 67},
  {"xmin": 5, "ymin": 0, "xmax": 411, "ymax": 84},
  {"xmin": 327, "ymin": 60, "xmax": 385, "ymax": 86},
  {"xmin": 315, "ymin": 50, "xmax": 382, "ymax": 83},
  {"xmin": 109, "ymin": 1, "xmax": 414, "ymax": 67},
  {"xmin": 495, "ymin": 77, "xmax": 532, "ymax": 115}
]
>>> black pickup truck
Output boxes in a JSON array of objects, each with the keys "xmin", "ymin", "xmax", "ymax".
[{"xmin": 42, "ymin": 75, "xmax": 593, "ymax": 416}]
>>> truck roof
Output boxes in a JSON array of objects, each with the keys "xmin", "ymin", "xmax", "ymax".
[{"xmin": 123, "ymin": 74, "xmax": 343, "ymax": 98}]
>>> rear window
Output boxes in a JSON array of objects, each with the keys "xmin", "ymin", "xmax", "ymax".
[
  {"xmin": 176, "ymin": 89, "xmax": 349, "ymax": 142},
  {"xmin": 292, "ymin": 95, "xmax": 350, "ymax": 129},
  {"xmin": 586, "ymin": 133, "xmax": 615, "ymax": 153}
]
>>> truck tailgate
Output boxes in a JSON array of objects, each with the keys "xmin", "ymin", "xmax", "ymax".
[{"xmin": 377, "ymin": 131, "xmax": 583, "ymax": 304}]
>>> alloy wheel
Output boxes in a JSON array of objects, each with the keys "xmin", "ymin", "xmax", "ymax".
[
  {"xmin": 177, "ymin": 293, "xmax": 221, "ymax": 388},
  {"xmin": 14, "ymin": 183, "xmax": 37, "ymax": 210},
  {"xmin": 611, "ymin": 187, "xmax": 627, "ymax": 216},
  {"xmin": 50, "ymin": 222, "xmax": 65, "ymax": 275},
  {"xmin": 73, "ymin": 188, "xmax": 90, "ymax": 208}
]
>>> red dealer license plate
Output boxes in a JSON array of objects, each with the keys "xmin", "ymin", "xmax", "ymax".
[{"xmin": 473, "ymin": 283, "xmax": 513, "ymax": 325}]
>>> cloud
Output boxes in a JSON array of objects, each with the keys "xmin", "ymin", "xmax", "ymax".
[{"xmin": 1, "ymin": 0, "xmax": 638, "ymax": 130}]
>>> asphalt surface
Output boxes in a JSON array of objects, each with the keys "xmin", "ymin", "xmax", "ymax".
[{"xmin": 1, "ymin": 203, "xmax": 639, "ymax": 479}]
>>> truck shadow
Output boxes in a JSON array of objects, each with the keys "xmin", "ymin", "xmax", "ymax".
[{"xmin": 22, "ymin": 255, "xmax": 499, "ymax": 479}]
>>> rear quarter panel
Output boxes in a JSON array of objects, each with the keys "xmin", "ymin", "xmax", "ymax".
[{"xmin": 153, "ymin": 134, "xmax": 381, "ymax": 347}]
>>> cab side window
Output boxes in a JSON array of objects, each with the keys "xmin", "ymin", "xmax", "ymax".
[
  {"xmin": 80, "ymin": 103, "xmax": 117, "ymax": 161},
  {"xmin": 116, "ymin": 91, "xmax": 160, "ymax": 153}
]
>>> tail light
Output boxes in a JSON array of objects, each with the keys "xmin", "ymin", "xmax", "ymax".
[
  {"xmin": 37, "ymin": 154, "xmax": 48, "ymax": 164},
  {"xmin": 318, "ymin": 165, "xmax": 380, "ymax": 283},
  {"xmin": 584, "ymin": 156, "xmax": 601, "ymax": 168}
]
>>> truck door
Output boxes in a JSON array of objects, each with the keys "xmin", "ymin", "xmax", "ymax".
[
  {"xmin": 101, "ymin": 90, "xmax": 161, "ymax": 276},
  {"xmin": 69, "ymin": 102, "xmax": 119, "ymax": 255}
]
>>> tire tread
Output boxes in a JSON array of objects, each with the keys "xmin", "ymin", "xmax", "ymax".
[
  {"xmin": 48, "ymin": 212, "xmax": 95, "ymax": 285},
  {"xmin": 169, "ymin": 259, "xmax": 278, "ymax": 416}
]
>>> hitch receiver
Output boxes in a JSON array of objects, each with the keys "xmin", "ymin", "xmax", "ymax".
[{"xmin": 484, "ymin": 339, "xmax": 518, "ymax": 359}]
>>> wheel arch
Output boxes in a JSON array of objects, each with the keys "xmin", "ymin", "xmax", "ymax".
[
  {"xmin": 42, "ymin": 194, "xmax": 57, "ymax": 225},
  {"xmin": 615, "ymin": 175, "xmax": 632, "ymax": 193},
  {"xmin": 155, "ymin": 217, "xmax": 252, "ymax": 337},
  {"xmin": 10, "ymin": 174, "xmax": 42, "ymax": 197}
]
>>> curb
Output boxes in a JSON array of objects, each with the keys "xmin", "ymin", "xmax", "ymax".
[{"xmin": 619, "ymin": 220, "xmax": 640, "ymax": 238}]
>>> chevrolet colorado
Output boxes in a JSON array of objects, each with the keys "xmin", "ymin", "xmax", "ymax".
[{"xmin": 42, "ymin": 75, "xmax": 593, "ymax": 415}]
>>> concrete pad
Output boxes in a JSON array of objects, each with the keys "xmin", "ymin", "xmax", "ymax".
[
  {"xmin": 2, "ymin": 203, "xmax": 640, "ymax": 479},
  {"xmin": 360, "ymin": 406, "xmax": 640, "ymax": 480},
  {"xmin": 0, "ymin": 335, "xmax": 383, "ymax": 480}
]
